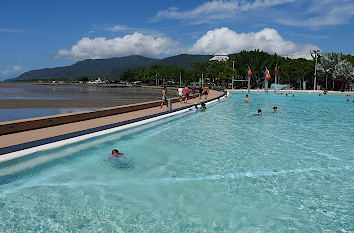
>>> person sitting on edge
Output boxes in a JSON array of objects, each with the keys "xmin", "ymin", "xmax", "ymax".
[
  {"xmin": 244, "ymin": 95, "xmax": 249, "ymax": 103},
  {"xmin": 273, "ymin": 106, "xmax": 278, "ymax": 112},
  {"xmin": 108, "ymin": 149, "xmax": 126, "ymax": 159},
  {"xmin": 200, "ymin": 103, "xmax": 206, "ymax": 111},
  {"xmin": 257, "ymin": 109, "xmax": 262, "ymax": 115}
]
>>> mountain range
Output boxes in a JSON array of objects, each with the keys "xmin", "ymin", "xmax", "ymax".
[{"xmin": 9, "ymin": 54, "xmax": 212, "ymax": 81}]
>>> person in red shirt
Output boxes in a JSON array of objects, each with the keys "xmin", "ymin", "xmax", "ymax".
[{"xmin": 183, "ymin": 85, "xmax": 190, "ymax": 103}]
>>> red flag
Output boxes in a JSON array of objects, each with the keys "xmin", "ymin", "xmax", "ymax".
[
  {"xmin": 265, "ymin": 67, "xmax": 271, "ymax": 80},
  {"xmin": 247, "ymin": 65, "xmax": 252, "ymax": 77}
]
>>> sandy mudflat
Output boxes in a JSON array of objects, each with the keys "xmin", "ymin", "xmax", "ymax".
[
  {"xmin": 0, "ymin": 83, "xmax": 166, "ymax": 108},
  {"xmin": 0, "ymin": 98, "xmax": 160, "ymax": 109}
]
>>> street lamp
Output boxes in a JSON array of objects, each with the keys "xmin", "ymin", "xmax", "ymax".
[{"xmin": 311, "ymin": 49, "xmax": 321, "ymax": 90}]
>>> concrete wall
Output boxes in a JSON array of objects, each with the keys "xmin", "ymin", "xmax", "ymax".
[{"xmin": 0, "ymin": 95, "xmax": 198, "ymax": 135}]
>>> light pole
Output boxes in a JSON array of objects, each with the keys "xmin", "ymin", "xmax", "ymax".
[
  {"xmin": 311, "ymin": 50, "xmax": 320, "ymax": 90},
  {"xmin": 232, "ymin": 61, "xmax": 235, "ymax": 89},
  {"xmin": 179, "ymin": 72, "xmax": 182, "ymax": 86}
]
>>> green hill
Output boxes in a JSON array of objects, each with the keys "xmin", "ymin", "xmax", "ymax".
[{"xmin": 9, "ymin": 54, "xmax": 211, "ymax": 81}]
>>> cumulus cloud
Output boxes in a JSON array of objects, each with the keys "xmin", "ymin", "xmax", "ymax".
[
  {"xmin": 0, "ymin": 65, "xmax": 24, "ymax": 76},
  {"xmin": 56, "ymin": 32, "xmax": 180, "ymax": 60},
  {"xmin": 188, "ymin": 27, "xmax": 319, "ymax": 59}
]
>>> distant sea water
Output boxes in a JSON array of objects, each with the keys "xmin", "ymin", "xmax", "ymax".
[{"xmin": 0, "ymin": 83, "xmax": 161, "ymax": 122}]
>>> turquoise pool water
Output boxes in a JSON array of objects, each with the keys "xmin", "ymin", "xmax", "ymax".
[{"xmin": 0, "ymin": 92, "xmax": 353, "ymax": 232}]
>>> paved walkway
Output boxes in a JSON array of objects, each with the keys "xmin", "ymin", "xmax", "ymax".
[{"xmin": 0, "ymin": 90, "xmax": 222, "ymax": 149}]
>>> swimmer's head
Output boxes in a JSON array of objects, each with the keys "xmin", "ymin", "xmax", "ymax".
[
  {"xmin": 257, "ymin": 109, "xmax": 262, "ymax": 114},
  {"xmin": 112, "ymin": 149, "xmax": 119, "ymax": 155},
  {"xmin": 246, "ymin": 95, "xmax": 248, "ymax": 98},
  {"xmin": 273, "ymin": 107, "xmax": 277, "ymax": 112}
]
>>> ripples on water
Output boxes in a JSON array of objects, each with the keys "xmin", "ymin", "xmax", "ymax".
[{"xmin": 0, "ymin": 92, "xmax": 353, "ymax": 232}]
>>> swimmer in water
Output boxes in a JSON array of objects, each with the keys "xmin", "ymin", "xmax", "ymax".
[
  {"xmin": 189, "ymin": 103, "xmax": 198, "ymax": 111},
  {"xmin": 285, "ymin": 93, "xmax": 288, "ymax": 97},
  {"xmin": 244, "ymin": 95, "xmax": 249, "ymax": 103},
  {"xmin": 108, "ymin": 149, "xmax": 126, "ymax": 159},
  {"xmin": 292, "ymin": 94, "xmax": 295, "ymax": 98},
  {"xmin": 200, "ymin": 103, "xmax": 206, "ymax": 111},
  {"xmin": 273, "ymin": 106, "xmax": 278, "ymax": 112},
  {"xmin": 257, "ymin": 109, "xmax": 262, "ymax": 115}
]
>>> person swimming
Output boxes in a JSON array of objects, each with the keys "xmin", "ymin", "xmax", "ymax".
[
  {"xmin": 108, "ymin": 149, "xmax": 126, "ymax": 160},
  {"xmin": 244, "ymin": 95, "xmax": 249, "ymax": 103},
  {"xmin": 257, "ymin": 109, "xmax": 262, "ymax": 115},
  {"xmin": 189, "ymin": 103, "xmax": 198, "ymax": 111},
  {"xmin": 273, "ymin": 106, "xmax": 278, "ymax": 112},
  {"xmin": 200, "ymin": 103, "xmax": 206, "ymax": 111}
]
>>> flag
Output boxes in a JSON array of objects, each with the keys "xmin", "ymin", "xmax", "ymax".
[
  {"xmin": 247, "ymin": 65, "xmax": 252, "ymax": 77},
  {"xmin": 265, "ymin": 67, "xmax": 271, "ymax": 80}
]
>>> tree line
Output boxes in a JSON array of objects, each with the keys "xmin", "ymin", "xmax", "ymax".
[{"xmin": 121, "ymin": 50, "xmax": 354, "ymax": 91}]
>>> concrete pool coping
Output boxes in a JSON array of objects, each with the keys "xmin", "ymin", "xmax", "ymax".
[{"xmin": 0, "ymin": 90, "xmax": 228, "ymax": 163}]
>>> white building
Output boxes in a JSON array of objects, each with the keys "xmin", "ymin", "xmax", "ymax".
[{"xmin": 209, "ymin": 51, "xmax": 229, "ymax": 62}]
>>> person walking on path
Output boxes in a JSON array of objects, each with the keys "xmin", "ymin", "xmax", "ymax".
[
  {"xmin": 177, "ymin": 87, "xmax": 183, "ymax": 104},
  {"xmin": 183, "ymin": 85, "xmax": 190, "ymax": 103},
  {"xmin": 191, "ymin": 85, "xmax": 197, "ymax": 98},
  {"xmin": 198, "ymin": 86, "xmax": 203, "ymax": 99},
  {"xmin": 203, "ymin": 85, "xmax": 209, "ymax": 99},
  {"xmin": 161, "ymin": 86, "xmax": 169, "ymax": 109}
]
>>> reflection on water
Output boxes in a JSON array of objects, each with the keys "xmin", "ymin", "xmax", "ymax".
[
  {"xmin": 0, "ymin": 83, "xmax": 161, "ymax": 122},
  {"xmin": 0, "ymin": 83, "xmax": 161, "ymax": 101},
  {"xmin": 0, "ymin": 108, "xmax": 98, "ymax": 122}
]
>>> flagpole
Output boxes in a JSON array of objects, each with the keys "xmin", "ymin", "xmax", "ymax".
[
  {"xmin": 265, "ymin": 67, "xmax": 269, "ymax": 94},
  {"xmin": 275, "ymin": 64, "xmax": 278, "ymax": 84},
  {"xmin": 247, "ymin": 64, "xmax": 251, "ymax": 94}
]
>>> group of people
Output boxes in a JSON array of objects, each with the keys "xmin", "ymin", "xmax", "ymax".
[
  {"xmin": 161, "ymin": 85, "xmax": 210, "ymax": 109},
  {"xmin": 256, "ymin": 107, "xmax": 277, "ymax": 115},
  {"xmin": 244, "ymin": 94, "xmax": 278, "ymax": 115}
]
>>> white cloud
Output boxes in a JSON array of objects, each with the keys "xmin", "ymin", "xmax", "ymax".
[
  {"xmin": 154, "ymin": 0, "xmax": 354, "ymax": 28},
  {"xmin": 0, "ymin": 65, "xmax": 24, "ymax": 76},
  {"xmin": 106, "ymin": 25, "xmax": 129, "ymax": 32},
  {"xmin": 0, "ymin": 28, "xmax": 26, "ymax": 33},
  {"xmin": 276, "ymin": 0, "xmax": 354, "ymax": 28},
  {"xmin": 154, "ymin": 0, "xmax": 295, "ymax": 23},
  {"xmin": 56, "ymin": 32, "xmax": 180, "ymax": 60},
  {"xmin": 188, "ymin": 27, "xmax": 319, "ymax": 59}
]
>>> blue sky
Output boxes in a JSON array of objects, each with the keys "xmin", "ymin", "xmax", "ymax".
[{"xmin": 1, "ymin": 0, "xmax": 353, "ymax": 80}]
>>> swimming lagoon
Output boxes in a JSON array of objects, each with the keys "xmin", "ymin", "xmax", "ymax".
[{"xmin": 0, "ymin": 92, "xmax": 353, "ymax": 232}]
